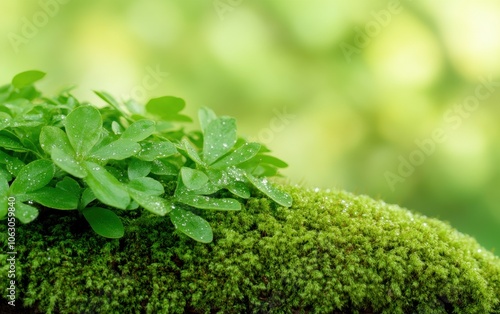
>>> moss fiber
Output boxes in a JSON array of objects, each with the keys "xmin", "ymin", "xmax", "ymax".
[{"xmin": 1, "ymin": 185, "xmax": 500, "ymax": 313}]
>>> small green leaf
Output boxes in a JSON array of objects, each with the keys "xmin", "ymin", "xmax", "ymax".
[
  {"xmin": 0, "ymin": 113, "xmax": 11, "ymax": 131},
  {"xmin": 12, "ymin": 70, "xmax": 46, "ymax": 89},
  {"xmin": 82, "ymin": 207, "xmax": 124, "ymax": 238},
  {"xmin": 245, "ymin": 174, "xmax": 292, "ymax": 207},
  {"xmin": 0, "ymin": 166, "xmax": 12, "ymax": 182},
  {"xmin": 90, "ymin": 139, "xmax": 141, "ymax": 161},
  {"xmin": 10, "ymin": 160, "xmax": 55, "ymax": 194},
  {"xmin": 94, "ymin": 91, "xmax": 122, "ymax": 112},
  {"xmin": 52, "ymin": 146, "xmax": 87, "ymax": 178},
  {"xmin": 111, "ymin": 121, "xmax": 123, "ymax": 135},
  {"xmin": 128, "ymin": 158, "xmax": 151, "ymax": 180},
  {"xmin": 169, "ymin": 207, "xmax": 213, "ymax": 243},
  {"xmin": 40, "ymin": 126, "xmax": 74, "ymax": 155},
  {"xmin": 128, "ymin": 177, "xmax": 164, "ymax": 196},
  {"xmin": 80, "ymin": 188, "xmax": 96, "ymax": 209},
  {"xmin": 128, "ymin": 190, "xmax": 172, "ymax": 216},
  {"xmin": 4, "ymin": 155, "xmax": 25, "ymax": 177},
  {"xmin": 198, "ymin": 107, "xmax": 217, "ymax": 133},
  {"xmin": 205, "ymin": 168, "xmax": 225, "ymax": 186},
  {"xmin": 29, "ymin": 187, "xmax": 79, "ymax": 210},
  {"xmin": 211, "ymin": 142, "xmax": 261, "ymax": 169},
  {"xmin": 227, "ymin": 181, "xmax": 251, "ymax": 199},
  {"xmin": 177, "ymin": 194, "xmax": 241, "ymax": 211},
  {"xmin": 0, "ymin": 172, "xmax": 8, "ymax": 218},
  {"xmin": 121, "ymin": 119, "xmax": 156, "ymax": 142},
  {"xmin": 181, "ymin": 138, "xmax": 204, "ymax": 166},
  {"xmin": 254, "ymin": 165, "xmax": 279, "ymax": 177},
  {"xmin": 0, "ymin": 135, "xmax": 27, "ymax": 152},
  {"xmin": 203, "ymin": 117, "xmax": 237, "ymax": 165},
  {"xmin": 146, "ymin": 96, "xmax": 184, "ymax": 113},
  {"xmin": 181, "ymin": 167, "xmax": 209, "ymax": 191},
  {"xmin": 256, "ymin": 155, "xmax": 288, "ymax": 168},
  {"xmin": 15, "ymin": 202, "xmax": 39, "ymax": 223},
  {"xmin": 137, "ymin": 141, "xmax": 177, "ymax": 161},
  {"xmin": 151, "ymin": 159, "xmax": 178, "ymax": 176},
  {"xmin": 123, "ymin": 99, "xmax": 143, "ymax": 115},
  {"xmin": 84, "ymin": 162, "xmax": 130, "ymax": 209},
  {"xmin": 65, "ymin": 106, "xmax": 102, "ymax": 157},
  {"xmin": 55, "ymin": 177, "xmax": 81, "ymax": 195},
  {"xmin": 181, "ymin": 182, "xmax": 220, "ymax": 196},
  {"xmin": 146, "ymin": 96, "xmax": 192, "ymax": 122},
  {"xmin": 104, "ymin": 165, "xmax": 127, "ymax": 182}
]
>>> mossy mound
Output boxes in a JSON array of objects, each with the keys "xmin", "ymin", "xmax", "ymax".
[{"xmin": 1, "ymin": 185, "xmax": 500, "ymax": 313}]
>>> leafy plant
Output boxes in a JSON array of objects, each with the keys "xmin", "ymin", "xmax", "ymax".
[{"xmin": 0, "ymin": 70, "xmax": 292, "ymax": 242}]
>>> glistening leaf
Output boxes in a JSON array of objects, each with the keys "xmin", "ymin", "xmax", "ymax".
[
  {"xmin": 11, "ymin": 70, "xmax": 46, "ymax": 89},
  {"xmin": 151, "ymin": 159, "xmax": 178, "ymax": 176},
  {"xmin": 90, "ymin": 139, "xmax": 141, "ymax": 161},
  {"xmin": 127, "ymin": 158, "xmax": 151, "ymax": 180},
  {"xmin": 121, "ymin": 119, "xmax": 156, "ymax": 142},
  {"xmin": 245, "ymin": 174, "xmax": 292, "ymax": 207},
  {"xmin": 84, "ymin": 162, "xmax": 130, "ymax": 209},
  {"xmin": 170, "ymin": 207, "xmax": 213, "ymax": 243},
  {"xmin": 181, "ymin": 167, "xmax": 208, "ymax": 191},
  {"xmin": 65, "ymin": 106, "xmax": 102, "ymax": 157},
  {"xmin": 10, "ymin": 160, "xmax": 55, "ymax": 194},
  {"xmin": 203, "ymin": 117, "xmax": 237, "ymax": 165},
  {"xmin": 128, "ymin": 190, "xmax": 172, "ymax": 216},
  {"xmin": 227, "ymin": 181, "xmax": 251, "ymax": 199},
  {"xmin": 137, "ymin": 141, "xmax": 177, "ymax": 161},
  {"xmin": 15, "ymin": 202, "xmax": 39, "ymax": 224},
  {"xmin": 211, "ymin": 142, "xmax": 261, "ymax": 169},
  {"xmin": 128, "ymin": 177, "xmax": 164, "ymax": 196},
  {"xmin": 4, "ymin": 154, "xmax": 25, "ymax": 177},
  {"xmin": 40, "ymin": 126, "xmax": 74, "ymax": 155},
  {"xmin": 198, "ymin": 107, "xmax": 216, "ymax": 133},
  {"xmin": 0, "ymin": 135, "xmax": 27, "ymax": 152},
  {"xmin": 0, "ymin": 113, "xmax": 11, "ymax": 131},
  {"xmin": 177, "ymin": 194, "xmax": 241, "ymax": 211},
  {"xmin": 0, "ymin": 172, "xmax": 8, "ymax": 218},
  {"xmin": 52, "ymin": 146, "xmax": 87, "ymax": 178},
  {"xmin": 83, "ymin": 207, "xmax": 124, "ymax": 238},
  {"xmin": 181, "ymin": 138, "xmax": 204, "ymax": 166}
]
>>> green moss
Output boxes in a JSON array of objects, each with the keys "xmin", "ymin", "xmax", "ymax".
[{"xmin": 1, "ymin": 185, "xmax": 500, "ymax": 313}]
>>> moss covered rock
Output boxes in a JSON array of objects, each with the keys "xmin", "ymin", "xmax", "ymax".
[{"xmin": 1, "ymin": 185, "xmax": 500, "ymax": 313}]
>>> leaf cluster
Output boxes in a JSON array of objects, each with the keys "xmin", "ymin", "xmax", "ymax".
[{"xmin": 0, "ymin": 71, "xmax": 292, "ymax": 242}]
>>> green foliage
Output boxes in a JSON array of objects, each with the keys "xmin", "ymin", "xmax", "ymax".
[
  {"xmin": 0, "ymin": 71, "xmax": 292, "ymax": 242},
  {"xmin": 82, "ymin": 207, "xmax": 124, "ymax": 238},
  {"xmin": 2, "ymin": 186, "xmax": 499, "ymax": 313},
  {"xmin": 11, "ymin": 70, "xmax": 46, "ymax": 89}
]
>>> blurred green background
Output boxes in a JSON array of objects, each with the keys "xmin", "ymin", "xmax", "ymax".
[{"xmin": 1, "ymin": 0, "xmax": 499, "ymax": 251}]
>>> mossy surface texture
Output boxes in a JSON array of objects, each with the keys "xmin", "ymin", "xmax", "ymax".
[{"xmin": 1, "ymin": 185, "xmax": 500, "ymax": 313}]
